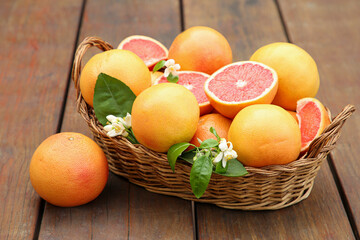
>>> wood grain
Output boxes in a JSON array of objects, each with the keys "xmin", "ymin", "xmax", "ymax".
[
  {"xmin": 182, "ymin": 0, "xmax": 355, "ymax": 239},
  {"xmin": 39, "ymin": 0, "xmax": 194, "ymax": 239},
  {"xmin": 0, "ymin": 0, "xmax": 83, "ymax": 239},
  {"xmin": 278, "ymin": 0, "xmax": 360, "ymax": 235}
]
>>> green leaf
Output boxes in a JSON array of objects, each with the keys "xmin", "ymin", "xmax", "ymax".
[
  {"xmin": 215, "ymin": 159, "xmax": 248, "ymax": 177},
  {"xmin": 190, "ymin": 155, "xmax": 213, "ymax": 198},
  {"xmin": 167, "ymin": 73, "xmax": 179, "ymax": 83},
  {"xmin": 152, "ymin": 60, "xmax": 166, "ymax": 72},
  {"xmin": 199, "ymin": 139, "xmax": 218, "ymax": 149},
  {"xmin": 210, "ymin": 127, "xmax": 221, "ymax": 142},
  {"xmin": 179, "ymin": 150, "xmax": 196, "ymax": 164},
  {"xmin": 93, "ymin": 73, "xmax": 136, "ymax": 126},
  {"xmin": 167, "ymin": 143, "xmax": 192, "ymax": 172}
]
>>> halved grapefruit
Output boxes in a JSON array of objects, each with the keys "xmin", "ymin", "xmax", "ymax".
[
  {"xmin": 204, "ymin": 61, "xmax": 278, "ymax": 118},
  {"xmin": 296, "ymin": 98, "xmax": 331, "ymax": 153},
  {"xmin": 118, "ymin": 35, "xmax": 168, "ymax": 69},
  {"xmin": 154, "ymin": 71, "xmax": 213, "ymax": 115}
]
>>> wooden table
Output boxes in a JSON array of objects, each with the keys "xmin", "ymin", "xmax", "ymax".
[{"xmin": 1, "ymin": 0, "xmax": 359, "ymax": 239}]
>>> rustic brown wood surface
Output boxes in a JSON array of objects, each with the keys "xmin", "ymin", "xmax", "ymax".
[
  {"xmin": 0, "ymin": 0, "xmax": 83, "ymax": 239},
  {"xmin": 183, "ymin": 0, "xmax": 356, "ymax": 239},
  {"xmin": 38, "ymin": 0, "xmax": 194, "ymax": 239},
  {"xmin": 0, "ymin": 0, "xmax": 358, "ymax": 239},
  {"xmin": 278, "ymin": 0, "xmax": 360, "ymax": 235}
]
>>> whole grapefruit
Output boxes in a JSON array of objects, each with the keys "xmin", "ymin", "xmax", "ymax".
[
  {"xmin": 29, "ymin": 132, "xmax": 109, "ymax": 207},
  {"xmin": 168, "ymin": 26, "xmax": 232, "ymax": 75},
  {"xmin": 80, "ymin": 49, "xmax": 151, "ymax": 107},
  {"xmin": 228, "ymin": 104, "xmax": 301, "ymax": 167},
  {"xmin": 250, "ymin": 42, "xmax": 319, "ymax": 111},
  {"xmin": 132, "ymin": 83, "xmax": 199, "ymax": 152}
]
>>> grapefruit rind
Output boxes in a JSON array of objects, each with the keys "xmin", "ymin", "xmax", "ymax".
[
  {"xmin": 296, "ymin": 98, "xmax": 331, "ymax": 153},
  {"xmin": 118, "ymin": 35, "xmax": 169, "ymax": 68},
  {"xmin": 204, "ymin": 61, "xmax": 278, "ymax": 118},
  {"xmin": 154, "ymin": 71, "xmax": 213, "ymax": 115}
]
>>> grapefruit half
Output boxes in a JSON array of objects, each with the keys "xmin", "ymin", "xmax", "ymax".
[
  {"xmin": 296, "ymin": 98, "xmax": 331, "ymax": 153},
  {"xmin": 154, "ymin": 71, "xmax": 213, "ymax": 115},
  {"xmin": 204, "ymin": 61, "xmax": 278, "ymax": 118},
  {"xmin": 118, "ymin": 35, "xmax": 168, "ymax": 69}
]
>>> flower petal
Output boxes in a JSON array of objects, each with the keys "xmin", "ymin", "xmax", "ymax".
[
  {"xmin": 165, "ymin": 59, "xmax": 175, "ymax": 67},
  {"xmin": 174, "ymin": 64, "xmax": 181, "ymax": 70},
  {"xmin": 213, "ymin": 152, "xmax": 223, "ymax": 163},
  {"xmin": 219, "ymin": 138, "xmax": 228, "ymax": 152},
  {"xmin": 124, "ymin": 113, "xmax": 131, "ymax": 128},
  {"xmin": 106, "ymin": 115, "xmax": 117, "ymax": 123},
  {"xmin": 222, "ymin": 158, "xmax": 227, "ymax": 168},
  {"xmin": 104, "ymin": 125, "xmax": 113, "ymax": 132},
  {"xmin": 107, "ymin": 129, "xmax": 118, "ymax": 137},
  {"xmin": 164, "ymin": 68, "xmax": 170, "ymax": 77},
  {"xmin": 227, "ymin": 141, "xmax": 233, "ymax": 151}
]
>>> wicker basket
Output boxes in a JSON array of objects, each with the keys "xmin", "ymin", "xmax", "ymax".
[{"xmin": 72, "ymin": 36, "xmax": 355, "ymax": 210}]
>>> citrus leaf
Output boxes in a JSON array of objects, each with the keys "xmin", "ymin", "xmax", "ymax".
[
  {"xmin": 215, "ymin": 159, "xmax": 248, "ymax": 177},
  {"xmin": 190, "ymin": 155, "xmax": 213, "ymax": 198},
  {"xmin": 167, "ymin": 142, "xmax": 192, "ymax": 172},
  {"xmin": 153, "ymin": 60, "xmax": 166, "ymax": 72},
  {"xmin": 210, "ymin": 127, "xmax": 221, "ymax": 142},
  {"xmin": 167, "ymin": 73, "xmax": 179, "ymax": 83},
  {"xmin": 93, "ymin": 73, "xmax": 136, "ymax": 126},
  {"xmin": 179, "ymin": 150, "xmax": 196, "ymax": 164},
  {"xmin": 199, "ymin": 139, "xmax": 218, "ymax": 149}
]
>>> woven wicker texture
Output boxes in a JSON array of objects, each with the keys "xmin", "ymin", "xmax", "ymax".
[{"xmin": 72, "ymin": 36, "xmax": 355, "ymax": 210}]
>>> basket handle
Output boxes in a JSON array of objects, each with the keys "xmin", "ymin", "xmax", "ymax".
[
  {"xmin": 305, "ymin": 104, "xmax": 355, "ymax": 158},
  {"xmin": 71, "ymin": 36, "xmax": 114, "ymax": 111}
]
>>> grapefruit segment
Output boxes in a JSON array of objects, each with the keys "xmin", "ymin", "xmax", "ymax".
[
  {"xmin": 296, "ymin": 98, "xmax": 331, "ymax": 152},
  {"xmin": 118, "ymin": 35, "xmax": 168, "ymax": 69},
  {"xmin": 154, "ymin": 71, "xmax": 213, "ymax": 115},
  {"xmin": 204, "ymin": 61, "xmax": 278, "ymax": 118}
]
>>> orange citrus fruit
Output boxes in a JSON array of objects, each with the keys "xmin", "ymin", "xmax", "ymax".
[
  {"xmin": 189, "ymin": 113, "xmax": 232, "ymax": 148},
  {"xmin": 29, "ymin": 132, "xmax": 108, "ymax": 207},
  {"xmin": 80, "ymin": 49, "xmax": 151, "ymax": 107},
  {"xmin": 228, "ymin": 104, "xmax": 301, "ymax": 167},
  {"xmin": 250, "ymin": 42, "xmax": 320, "ymax": 111},
  {"xmin": 168, "ymin": 26, "xmax": 232, "ymax": 75},
  {"xmin": 118, "ymin": 35, "xmax": 168, "ymax": 69},
  {"xmin": 132, "ymin": 83, "xmax": 199, "ymax": 152},
  {"xmin": 287, "ymin": 110, "xmax": 299, "ymax": 124},
  {"xmin": 204, "ymin": 61, "xmax": 278, "ymax": 118},
  {"xmin": 296, "ymin": 98, "xmax": 331, "ymax": 152},
  {"xmin": 154, "ymin": 71, "xmax": 213, "ymax": 115}
]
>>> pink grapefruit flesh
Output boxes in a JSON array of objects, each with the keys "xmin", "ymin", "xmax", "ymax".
[
  {"xmin": 154, "ymin": 71, "xmax": 213, "ymax": 115},
  {"xmin": 118, "ymin": 35, "xmax": 168, "ymax": 68},
  {"xmin": 204, "ymin": 61, "xmax": 278, "ymax": 118},
  {"xmin": 296, "ymin": 98, "xmax": 331, "ymax": 152}
]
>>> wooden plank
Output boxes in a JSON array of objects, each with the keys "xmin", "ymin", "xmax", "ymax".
[
  {"xmin": 182, "ymin": 0, "xmax": 355, "ymax": 239},
  {"xmin": 39, "ymin": 0, "xmax": 194, "ymax": 239},
  {"xmin": 0, "ymin": 0, "xmax": 83, "ymax": 239},
  {"xmin": 278, "ymin": 0, "xmax": 360, "ymax": 235}
]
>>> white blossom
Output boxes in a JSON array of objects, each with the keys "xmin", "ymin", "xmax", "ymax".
[
  {"xmin": 164, "ymin": 59, "xmax": 180, "ymax": 77},
  {"xmin": 213, "ymin": 138, "xmax": 238, "ymax": 168},
  {"xmin": 104, "ymin": 114, "xmax": 132, "ymax": 137}
]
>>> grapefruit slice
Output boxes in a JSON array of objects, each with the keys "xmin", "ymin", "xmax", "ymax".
[
  {"xmin": 154, "ymin": 71, "xmax": 213, "ymax": 115},
  {"xmin": 296, "ymin": 98, "xmax": 331, "ymax": 153},
  {"xmin": 204, "ymin": 61, "xmax": 278, "ymax": 118},
  {"xmin": 118, "ymin": 35, "xmax": 168, "ymax": 69}
]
